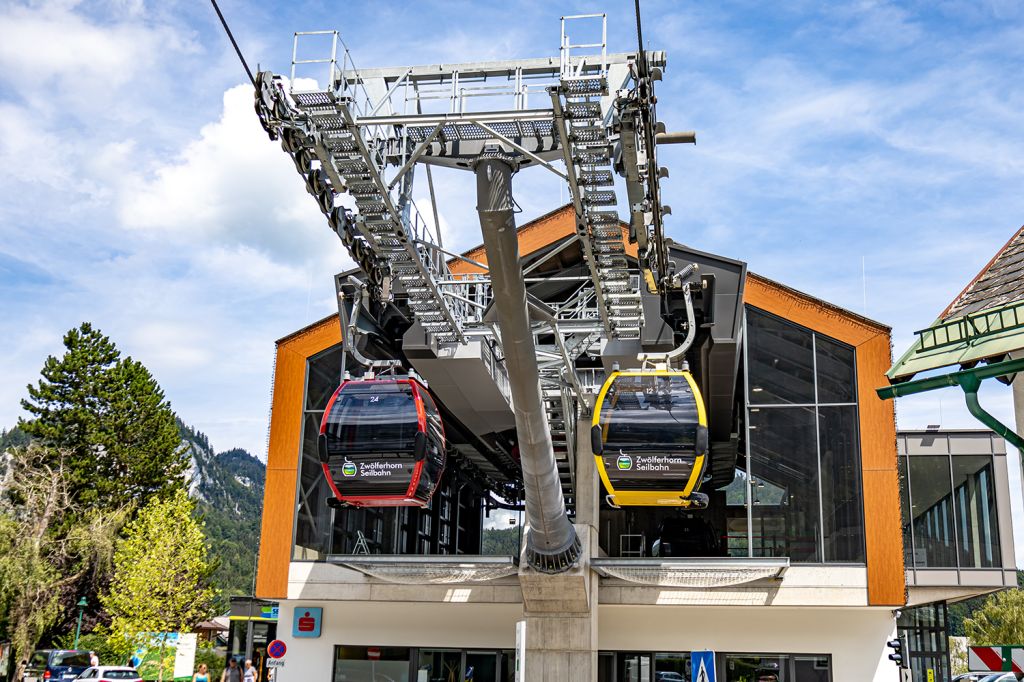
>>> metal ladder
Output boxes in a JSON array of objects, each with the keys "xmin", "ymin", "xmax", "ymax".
[{"xmin": 550, "ymin": 15, "xmax": 645, "ymax": 340}]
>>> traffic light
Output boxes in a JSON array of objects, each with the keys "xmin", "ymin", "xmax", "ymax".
[{"xmin": 888, "ymin": 637, "xmax": 909, "ymax": 669}]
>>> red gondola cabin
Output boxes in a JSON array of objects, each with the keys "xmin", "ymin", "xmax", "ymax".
[{"xmin": 318, "ymin": 377, "xmax": 446, "ymax": 507}]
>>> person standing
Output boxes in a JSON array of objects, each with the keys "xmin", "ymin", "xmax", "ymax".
[
  {"xmin": 89, "ymin": 652, "xmax": 99, "ymax": 668},
  {"xmin": 221, "ymin": 659, "xmax": 241, "ymax": 682},
  {"xmin": 243, "ymin": 660, "xmax": 257, "ymax": 682},
  {"xmin": 192, "ymin": 663, "xmax": 210, "ymax": 682}
]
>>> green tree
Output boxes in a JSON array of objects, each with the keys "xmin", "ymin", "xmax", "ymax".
[
  {"xmin": 103, "ymin": 489, "xmax": 216, "ymax": 682},
  {"xmin": 20, "ymin": 323, "xmax": 188, "ymax": 509},
  {"xmin": 964, "ymin": 589, "xmax": 1024, "ymax": 645},
  {"xmin": 0, "ymin": 445, "xmax": 124, "ymax": 679}
]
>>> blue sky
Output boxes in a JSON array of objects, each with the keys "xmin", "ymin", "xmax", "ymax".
[{"xmin": 1, "ymin": 0, "xmax": 1023, "ymax": 516}]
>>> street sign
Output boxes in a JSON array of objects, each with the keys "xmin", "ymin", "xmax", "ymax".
[
  {"xmin": 968, "ymin": 646, "xmax": 1024, "ymax": 674},
  {"xmin": 692, "ymin": 650, "xmax": 716, "ymax": 682},
  {"xmin": 267, "ymin": 640, "xmax": 287, "ymax": 659},
  {"xmin": 367, "ymin": 647, "xmax": 381, "ymax": 661},
  {"xmin": 266, "ymin": 660, "xmax": 285, "ymax": 669}
]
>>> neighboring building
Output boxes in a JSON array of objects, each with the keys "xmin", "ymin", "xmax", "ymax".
[
  {"xmin": 254, "ymin": 206, "xmax": 1015, "ymax": 682},
  {"xmin": 898, "ymin": 429, "xmax": 1017, "ymax": 682}
]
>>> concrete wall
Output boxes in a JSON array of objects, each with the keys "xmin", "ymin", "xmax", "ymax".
[{"xmin": 271, "ymin": 597, "xmax": 898, "ymax": 682}]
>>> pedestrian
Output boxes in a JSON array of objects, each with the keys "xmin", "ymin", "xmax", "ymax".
[
  {"xmin": 192, "ymin": 663, "xmax": 210, "ymax": 682},
  {"xmin": 221, "ymin": 658, "xmax": 241, "ymax": 682},
  {"xmin": 89, "ymin": 652, "xmax": 99, "ymax": 668},
  {"xmin": 243, "ymin": 660, "xmax": 257, "ymax": 682}
]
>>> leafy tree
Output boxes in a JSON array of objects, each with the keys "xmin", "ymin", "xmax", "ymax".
[
  {"xmin": 964, "ymin": 589, "xmax": 1024, "ymax": 645},
  {"xmin": 20, "ymin": 323, "xmax": 188, "ymax": 509},
  {"xmin": 0, "ymin": 445, "xmax": 124, "ymax": 679},
  {"xmin": 103, "ymin": 489, "xmax": 216, "ymax": 682}
]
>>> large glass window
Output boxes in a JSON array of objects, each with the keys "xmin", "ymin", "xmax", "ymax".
[
  {"xmin": 747, "ymin": 310, "xmax": 815, "ymax": 404},
  {"xmin": 907, "ymin": 456, "xmax": 956, "ymax": 567},
  {"xmin": 952, "ymin": 456, "xmax": 999, "ymax": 568},
  {"xmin": 900, "ymin": 437, "xmax": 1002, "ymax": 570},
  {"xmin": 598, "ymin": 652, "xmax": 830, "ymax": 682},
  {"xmin": 749, "ymin": 406, "xmax": 820, "ymax": 562},
  {"xmin": 334, "ymin": 646, "xmax": 411, "ymax": 682},
  {"xmin": 745, "ymin": 307, "xmax": 865, "ymax": 564}
]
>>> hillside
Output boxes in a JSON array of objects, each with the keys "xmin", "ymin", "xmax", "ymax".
[{"xmin": 178, "ymin": 420, "xmax": 266, "ymax": 608}]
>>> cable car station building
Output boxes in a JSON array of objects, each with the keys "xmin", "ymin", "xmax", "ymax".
[
  {"xmin": 254, "ymin": 207, "xmax": 1017, "ymax": 682},
  {"xmin": 248, "ymin": 18, "xmax": 1018, "ymax": 682}
]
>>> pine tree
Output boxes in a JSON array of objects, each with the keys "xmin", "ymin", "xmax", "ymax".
[
  {"xmin": 20, "ymin": 323, "xmax": 188, "ymax": 508},
  {"xmin": 103, "ymin": 489, "xmax": 216, "ymax": 682}
]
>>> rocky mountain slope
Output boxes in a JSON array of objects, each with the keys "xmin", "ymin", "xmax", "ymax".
[{"xmin": 178, "ymin": 420, "xmax": 265, "ymax": 606}]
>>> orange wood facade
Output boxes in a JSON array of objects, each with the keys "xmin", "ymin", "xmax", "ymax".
[
  {"xmin": 745, "ymin": 273, "xmax": 905, "ymax": 606},
  {"xmin": 255, "ymin": 315, "xmax": 342, "ymax": 599},
  {"xmin": 256, "ymin": 209, "xmax": 904, "ymax": 606}
]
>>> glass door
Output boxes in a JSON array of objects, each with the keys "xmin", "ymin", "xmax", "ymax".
[
  {"xmin": 418, "ymin": 650, "xmax": 463, "ymax": 682},
  {"xmin": 618, "ymin": 653, "xmax": 652, "ymax": 682}
]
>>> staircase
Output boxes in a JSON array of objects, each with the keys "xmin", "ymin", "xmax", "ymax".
[{"xmin": 550, "ymin": 16, "xmax": 645, "ymax": 341}]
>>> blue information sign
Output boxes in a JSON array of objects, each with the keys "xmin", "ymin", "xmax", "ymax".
[
  {"xmin": 692, "ymin": 650, "xmax": 716, "ymax": 682},
  {"xmin": 292, "ymin": 606, "xmax": 322, "ymax": 638}
]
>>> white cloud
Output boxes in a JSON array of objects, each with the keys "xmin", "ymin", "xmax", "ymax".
[{"xmin": 118, "ymin": 83, "xmax": 345, "ymax": 269}]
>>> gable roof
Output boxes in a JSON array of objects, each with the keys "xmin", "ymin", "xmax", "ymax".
[
  {"xmin": 887, "ymin": 223, "xmax": 1024, "ymax": 382},
  {"xmin": 941, "ymin": 225, "xmax": 1024, "ymax": 321}
]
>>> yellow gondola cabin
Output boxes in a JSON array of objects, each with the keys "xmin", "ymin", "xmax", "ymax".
[{"xmin": 591, "ymin": 369, "xmax": 709, "ymax": 507}]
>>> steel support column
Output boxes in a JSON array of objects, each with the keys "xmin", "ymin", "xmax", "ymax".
[{"xmin": 474, "ymin": 158, "xmax": 581, "ymax": 573}]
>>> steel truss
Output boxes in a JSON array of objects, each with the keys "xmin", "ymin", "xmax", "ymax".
[{"xmin": 253, "ymin": 13, "xmax": 681, "ymax": 526}]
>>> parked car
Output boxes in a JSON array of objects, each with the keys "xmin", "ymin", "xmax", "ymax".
[
  {"xmin": 953, "ymin": 674, "xmax": 988, "ymax": 682},
  {"xmin": 656, "ymin": 673, "xmax": 686, "ymax": 682},
  {"xmin": 76, "ymin": 667, "xmax": 140, "ymax": 682},
  {"xmin": 977, "ymin": 673, "xmax": 1016, "ymax": 682},
  {"xmin": 22, "ymin": 650, "xmax": 91, "ymax": 682}
]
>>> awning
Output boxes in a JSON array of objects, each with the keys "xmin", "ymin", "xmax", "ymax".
[
  {"xmin": 327, "ymin": 554, "xmax": 518, "ymax": 583},
  {"xmin": 887, "ymin": 300, "xmax": 1024, "ymax": 382},
  {"xmin": 591, "ymin": 557, "xmax": 788, "ymax": 587}
]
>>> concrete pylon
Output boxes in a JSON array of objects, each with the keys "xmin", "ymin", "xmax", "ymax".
[{"xmin": 517, "ymin": 416, "xmax": 599, "ymax": 680}]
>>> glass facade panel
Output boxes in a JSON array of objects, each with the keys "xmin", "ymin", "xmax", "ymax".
[
  {"xmin": 306, "ymin": 345, "xmax": 343, "ymax": 410},
  {"xmin": 599, "ymin": 652, "xmax": 831, "ymax": 682},
  {"xmin": 295, "ymin": 412, "xmax": 331, "ymax": 559},
  {"xmin": 908, "ymin": 456, "xmax": 956, "ymax": 567},
  {"xmin": 747, "ymin": 308, "xmax": 816, "ymax": 405},
  {"xmin": 951, "ymin": 455, "xmax": 1000, "ymax": 568},
  {"xmin": 818, "ymin": 406, "xmax": 865, "ymax": 562},
  {"xmin": 899, "ymin": 455, "xmax": 914, "ymax": 567},
  {"xmin": 334, "ymin": 646, "xmax": 411, "ymax": 682},
  {"xmin": 814, "ymin": 336, "xmax": 856, "ymax": 404},
  {"xmin": 749, "ymin": 406, "xmax": 821, "ymax": 562},
  {"xmin": 725, "ymin": 655, "xmax": 788, "ymax": 682},
  {"xmin": 744, "ymin": 306, "xmax": 864, "ymax": 564},
  {"xmin": 899, "ymin": 433, "xmax": 1003, "ymax": 571},
  {"xmin": 898, "ymin": 603, "xmax": 950, "ymax": 682}
]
